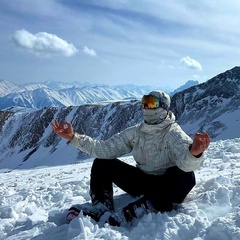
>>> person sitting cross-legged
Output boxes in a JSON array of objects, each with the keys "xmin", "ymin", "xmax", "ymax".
[{"xmin": 51, "ymin": 90, "xmax": 210, "ymax": 226}]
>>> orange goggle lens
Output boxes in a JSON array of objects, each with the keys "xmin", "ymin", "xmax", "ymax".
[{"xmin": 141, "ymin": 95, "xmax": 160, "ymax": 109}]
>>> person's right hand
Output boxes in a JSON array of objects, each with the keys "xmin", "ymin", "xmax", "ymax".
[{"xmin": 51, "ymin": 120, "xmax": 74, "ymax": 141}]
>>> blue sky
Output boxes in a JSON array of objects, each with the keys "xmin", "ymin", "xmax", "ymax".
[{"xmin": 0, "ymin": 0, "xmax": 240, "ymax": 89}]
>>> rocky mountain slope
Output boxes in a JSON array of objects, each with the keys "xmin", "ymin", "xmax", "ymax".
[
  {"xmin": 0, "ymin": 66, "xmax": 239, "ymax": 169},
  {"xmin": 171, "ymin": 66, "xmax": 240, "ymax": 139}
]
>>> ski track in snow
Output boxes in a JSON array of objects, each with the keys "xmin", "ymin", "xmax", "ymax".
[{"xmin": 0, "ymin": 139, "xmax": 240, "ymax": 240}]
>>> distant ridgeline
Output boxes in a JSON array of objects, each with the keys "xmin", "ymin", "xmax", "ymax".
[{"xmin": 0, "ymin": 66, "xmax": 240, "ymax": 169}]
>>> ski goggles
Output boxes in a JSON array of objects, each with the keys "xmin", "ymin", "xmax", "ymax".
[{"xmin": 141, "ymin": 95, "xmax": 169, "ymax": 111}]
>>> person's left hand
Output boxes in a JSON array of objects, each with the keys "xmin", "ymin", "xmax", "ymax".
[{"xmin": 190, "ymin": 132, "xmax": 210, "ymax": 157}]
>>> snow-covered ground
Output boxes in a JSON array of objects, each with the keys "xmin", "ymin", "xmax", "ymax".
[{"xmin": 0, "ymin": 138, "xmax": 240, "ymax": 240}]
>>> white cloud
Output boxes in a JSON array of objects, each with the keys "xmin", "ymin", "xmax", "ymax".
[
  {"xmin": 12, "ymin": 29, "xmax": 78, "ymax": 57},
  {"xmin": 180, "ymin": 56, "xmax": 202, "ymax": 70},
  {"xmin": 83, "ymin": 46, "xmax": 97, "ymax": 57}
]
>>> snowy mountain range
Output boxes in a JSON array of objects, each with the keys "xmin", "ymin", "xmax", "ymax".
[
  {"xmin": 0, "ymin": 80, "xmax": 198, "ymax": 110},
  {"xmin": 0, "ymin": 66, "xmax": 239, "ymax": 170}
]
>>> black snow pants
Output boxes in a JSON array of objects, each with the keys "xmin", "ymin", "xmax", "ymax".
[{"xmin": 90, "ymin": 158, "xmax": 196, "ymax": 212}]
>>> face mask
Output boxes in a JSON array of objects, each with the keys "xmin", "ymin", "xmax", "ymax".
[{"xmin": 143, "ymin": 107, "xmax": 168, "ymax": 125}]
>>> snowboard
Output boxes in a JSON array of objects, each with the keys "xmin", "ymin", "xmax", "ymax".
[
  {"xmin": 66, "ymin": 193, "xmax": 138, "ymax": 238},
  {"xmin": 67, "ymin": 193, "xmax": 138, "ymax": 221}
]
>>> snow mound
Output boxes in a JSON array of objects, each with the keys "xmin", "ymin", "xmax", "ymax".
[{"xmin": 0, "ymin": 139, "xmax": 240, "ymax": 239}]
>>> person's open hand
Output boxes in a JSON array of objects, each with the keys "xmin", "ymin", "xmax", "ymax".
[
  {"xmin": 191, "ymin": 132, "xmax": 210, "ymax": 157},
  {"xmin": 51, "ymin": 120, "xmax": 74, "ymax": 141}
]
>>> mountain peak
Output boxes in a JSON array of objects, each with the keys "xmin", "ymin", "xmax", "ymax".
[
  {"xmin": 210, "ymin": 66, "xmax": 240, "ymax": 81},
  {"xmin": 170, "ymin": 80, "xmax": 199, "ymax": 96}
]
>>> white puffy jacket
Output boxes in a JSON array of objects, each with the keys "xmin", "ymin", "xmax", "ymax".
[{"xmin": 70, "ymin": 112, "xmax": 204, "ymax": 175}]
